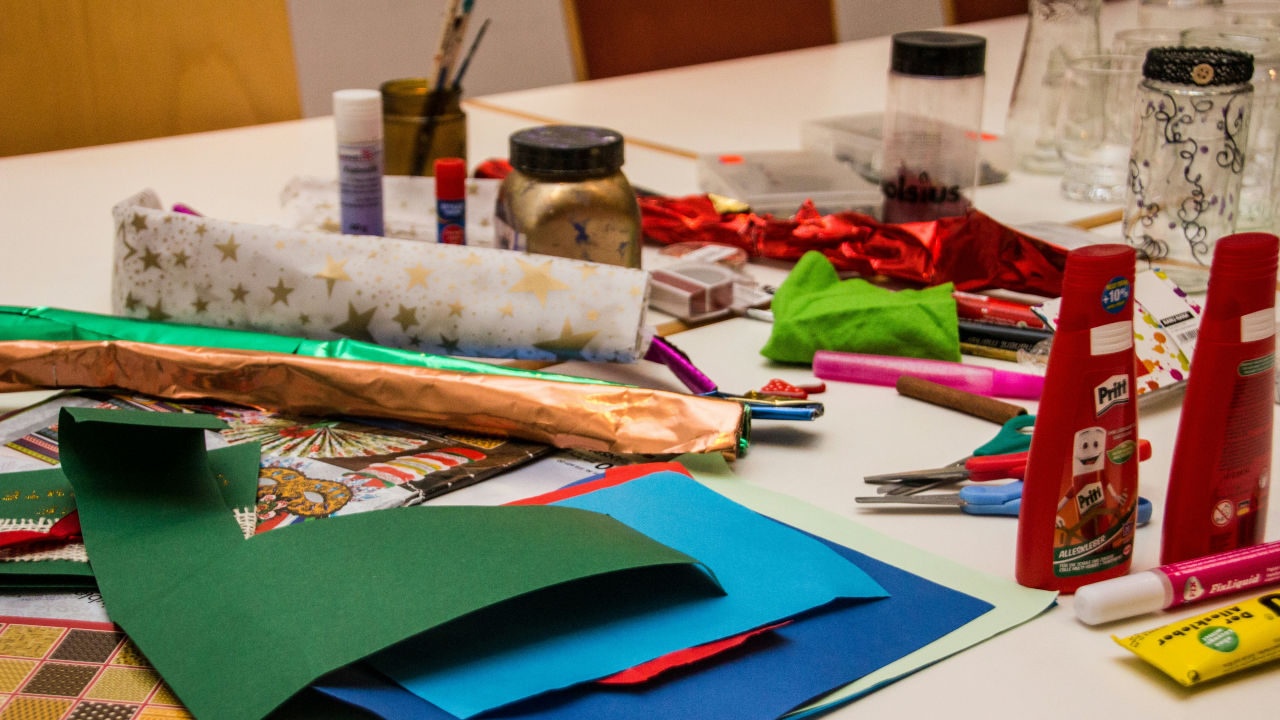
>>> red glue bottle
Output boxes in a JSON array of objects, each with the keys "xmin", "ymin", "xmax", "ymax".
[
  {"xmin": 1161, "ymin": 233, "xmax": 1278, "ymax": 564},
  {"xmin": 1016, "ymin": 244, "xmax": 1139, "ymax": 592}
]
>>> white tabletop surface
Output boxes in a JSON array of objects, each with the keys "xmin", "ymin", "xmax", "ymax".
[{"xmin": 1, "ymin": 0, "xmax": 1278, "ymax": 717}]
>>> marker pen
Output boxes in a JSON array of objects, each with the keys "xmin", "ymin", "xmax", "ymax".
[
  {"xmin": 812, "ymin": 350, "xmax": 1044, "ymax": 399},
  {"xmin": 333, "ymin": 89, "xmax": 384, "ymax": 236},
  {"xmin": 1075, "ymin": 539, "xmax": 1280, "ymax": 624},
  {"xmin": 952, "ymin": 290, "xmax": 1046, "ymax": 328},
  {"xmin": 435, "ymin": 157, "xmax": 467, "ymax": 244}
]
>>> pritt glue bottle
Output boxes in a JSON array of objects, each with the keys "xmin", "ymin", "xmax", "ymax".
[
  {"xmin": 1016, "ymin": 244, "xmax": 1139, "ymax": 592},
  {"xmin": 1162, "ymin": 233, "xmax": 1277, "ymax": 564}
]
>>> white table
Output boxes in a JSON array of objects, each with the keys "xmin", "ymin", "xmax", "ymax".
[{"xmin": 1, "ymin": 1, "xmax": 1277, "ymax": 717}]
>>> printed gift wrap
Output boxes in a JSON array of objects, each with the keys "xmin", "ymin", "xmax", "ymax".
[{"xmin": 112, "ymin": 189, "xmax": 653, "ymax": 362}]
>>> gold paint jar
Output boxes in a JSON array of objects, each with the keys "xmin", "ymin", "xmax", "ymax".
[{"xmin": 495, "ymin": 126, "xmax": 641, "ymax": 268}]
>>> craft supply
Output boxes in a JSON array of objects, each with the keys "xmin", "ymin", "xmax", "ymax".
[
  {"xmin": 495, "ymin": 125, "xmax": 642, "ymax": 267},
  {"xmin": 1076, "ymin": 539, "xmax": 1280, "ymax": 625},
  {"xmin": 879, "ymin": 31, "xmax": 986, "ymax": 222},
  {"xmin": 960, "ymin": 342, "xmax": 1020, "ymax": 363},
  {"xmin": 113, "ymin": 189, "xmax": 652, "ymax": 362},
  {"xmin": 1016, "ymin": 244, "xmax": 1140, "ymax": 593},
  {"xmin": 958, "ymin": 319, "xmax": 1054, "ymax": 352},
  {"xmin": 1162, "ymin": 233, "xmax": 1277, "ymax": 564},
  {"xmin": 1181, "ymin": 26, "xmax": 1280, "ymax": 232},
  {"xmin": 952, "ymin": 290, "xmax": 1046, "ymax": 328},
  {"xmin": 639, "ymin": 195, "xmax": 1069, "ymax": 296},
  {"xmin": 761, "ymin": 251, "xmax": 961, "ymax": 364},
  {"xmin": 333, "ymin": 89, "xmax": 384, "ymax": 236},
  {"xmin": 450, "ymin": 17, "xmax": 490, "ymax": 90},
  {"xmin": 813, "ymin": 350, "xmax": 1045, "ymax": 399},
  {"xmin": 1114, "ymin": 591, "xmax": 1280, "ymax": 686},
  {"xmin": 895, "ymin": 375, "xmax": 1028, "ymax": 424},
  {"xmin": 859, "ymin": 481, "xmax": 1153, "ymax": 522},
  {"xmin": 434, "ymin": 157, "xmax": 466, "ymax": 244},
  {"xmin": 410, "ymin": 0, "xmax": 472, "ymax": 176},
  {"xmin": 1122, "ymin": 46, "xmax": 1254, "ymax": 292},
  {"xmin": 381, "ymin": 78, "xmax": 466, "ymax": 176}
]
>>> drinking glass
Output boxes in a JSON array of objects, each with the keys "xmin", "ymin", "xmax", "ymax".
[
  {"xmin": 1139, "ymin": 0, "xmax": 1224, "ymax": 28},
  {"xmin": 1055, "ymin": 54, "xmax": 1145, "ymax": 202},
  {"xmin": 1112, "ymin": 26, "xmax": 1184, "ymax": 55},
  {"xmin": 1214, "ymin": 0, "xmax": 1280, "ymax": 26}
]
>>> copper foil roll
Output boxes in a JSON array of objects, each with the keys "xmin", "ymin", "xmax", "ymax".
[{"xmin": 0, "ymin": 340, "xmax": 745, "ymax": 457}]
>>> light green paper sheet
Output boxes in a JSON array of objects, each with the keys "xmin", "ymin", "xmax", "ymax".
[{"xmin": 677, "ymin": 453, "xmax": 1057, "ymax": 715}]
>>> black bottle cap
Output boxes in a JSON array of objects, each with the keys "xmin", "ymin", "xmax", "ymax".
[
  {"xmin": 1142, "ymin": 46, "xmax": 1253, "ymax": 86},
  {"xmin": 509, "ymin": 125, "xmax": 625, "ymax": 177},
  {"xmin": 890, "ymin": 31, "xmax": 986, "ymax": 78}
]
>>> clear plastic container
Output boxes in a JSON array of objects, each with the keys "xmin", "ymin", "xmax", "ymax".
[
  {"xmin": 695, "ymin": 150, "xmax": 881, "ymax": 217},
  {"xmin": 880, "ymin": 31, "xmax": 986, "ymax": 223}
]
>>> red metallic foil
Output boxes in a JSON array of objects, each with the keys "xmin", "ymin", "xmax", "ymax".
[{"xmin": 639, "ymin": 196, "xmax": 1068, "ymax": 297}]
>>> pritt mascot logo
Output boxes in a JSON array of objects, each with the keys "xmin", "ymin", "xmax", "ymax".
[{"xmin": 1072, "ymin": 426, "xmax": 1107, "ymax": 519}]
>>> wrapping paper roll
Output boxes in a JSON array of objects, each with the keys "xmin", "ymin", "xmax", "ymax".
[
  {"xmin": 112, "ymin": 189, "xmax": 653, "ymax": 362},
  {"xmin": 0, "ymin": 340, "xmax": 747, "ymax": 457}
]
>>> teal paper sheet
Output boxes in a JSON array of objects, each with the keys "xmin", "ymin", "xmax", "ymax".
[{"xmin": 374, "ymin": 471, "xmax": 888, "ymax": 718}]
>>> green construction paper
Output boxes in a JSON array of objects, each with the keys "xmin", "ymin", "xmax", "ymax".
[
  {"xmin": 0, "ymin": 465, "xmax": 77, "ymax": 522},
  {"xmin": 674, "ymin": 453, "xmax": 1057, "ymax": 716},
  {"xmin": 0, "ymin": 305, "xmax": 613, "ymax": 386},
  {"xmin": 58, "ymin": 408, "xmax": 717, "ymax": 720},
  {"xmin": 759, "ymin": 251, "xmax": 960, "ymax": 364}
]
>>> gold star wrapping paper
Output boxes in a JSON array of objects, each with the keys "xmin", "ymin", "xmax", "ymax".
[{"xmin": 112, "ymin": 187, "xmax": 653, "ymax": 362}]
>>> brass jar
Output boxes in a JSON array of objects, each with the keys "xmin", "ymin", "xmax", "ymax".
[{"xmin": 495, "ymin": 126, "xmax": 641, "ymax": 268}]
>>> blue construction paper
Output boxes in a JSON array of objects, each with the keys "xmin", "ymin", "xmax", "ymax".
[
  {"xmin": 370, "ymin": 472, "xmax": 887, "ymax": 719},
  {"xmin": 317, "ymin": 530, "xmax": 992, "ymax": 720}
]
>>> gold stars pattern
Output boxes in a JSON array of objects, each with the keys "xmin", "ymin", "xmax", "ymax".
[
  {"xmin": 393, "ymin": 305, "xmax": 418, "ymax": 331},
  {"xmin": 405, "ymin": 264, "xmax": 432, "ymax": 290},
  {"xmin": 113, "ymin": 188, "xmax": 650, "ymax": 364},
  {"xmin": 268, "ymin": 278, "xmax": 295, "ymax": 306},
  {"xmin": 315, "ymin": 255, "xmax": 351, "ymax": 296},
  {"xmin": 139, "ymin": 247, "xmax": 162, "ymax": 271},
  {"xmin": 332, "ymin": 302, "xmax": 377, "ymax": 343},
  {"xmin": 534, "ymin": 319, "xmax": 598, "ymax": 358},
  {"xmin": 214, "ymin": 235, "xmax": 241, "ymax": 261},
  {"xmin": 508, "ymin": 258, "xmax": 570, "ymax": 306}
]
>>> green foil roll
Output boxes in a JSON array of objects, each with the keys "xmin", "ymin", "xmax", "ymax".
[{"xmin": 0, "ymin": 305, "xmax": 612, "ymax": 386}]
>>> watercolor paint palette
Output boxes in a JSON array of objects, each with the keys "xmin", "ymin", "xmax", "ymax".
[{"xmin": 0, "ymin": 615, "xmax": 190, "ymax": 719}]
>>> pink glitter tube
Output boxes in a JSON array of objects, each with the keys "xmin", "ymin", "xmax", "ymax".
[{"xmin": 812, "ymin": 350, "xmax": 1044, "ymax": 399}]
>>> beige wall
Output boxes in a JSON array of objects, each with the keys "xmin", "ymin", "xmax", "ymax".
[{"xmin": 287, "ymin": 0, "xmax": 946, "ymax": 117}]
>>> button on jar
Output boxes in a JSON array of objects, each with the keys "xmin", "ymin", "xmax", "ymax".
[{"xmin": 495, "ymin": 126, "xmax": 642, "ymax": 268}]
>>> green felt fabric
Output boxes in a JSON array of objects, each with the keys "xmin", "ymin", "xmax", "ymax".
[
  {"xmin": 760, "ymin": 251, "xmax": 961, "ymax": 364},
  {"xmin": 57, "ymin": 408, "xmax": 717, "ymax": 720}
]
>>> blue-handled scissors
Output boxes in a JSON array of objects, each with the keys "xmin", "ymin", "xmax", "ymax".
[{"xmin": 856, "ymin": 480, "xmax": 1154, "ymax": 524}]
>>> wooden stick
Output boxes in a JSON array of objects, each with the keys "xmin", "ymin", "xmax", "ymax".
[{"xmin": 895, "ymin": 375, "xmax": 1029, "ymax": 425}]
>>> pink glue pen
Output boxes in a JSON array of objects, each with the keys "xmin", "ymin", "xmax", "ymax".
[
  {"xmin": 812, "ymin": 350, "xmax": 1044, "ymax": 399},
  {"xmin": 1075, "ymin": 539, "xmax": 1280, "ymax": 624}
]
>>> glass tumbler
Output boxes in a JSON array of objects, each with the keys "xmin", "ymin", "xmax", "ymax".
[
  {"xmin": 1139, "ymin": 0, "xmax": 1225, "ymax": 28},
  {"xmin": 1123, "ymin": 47, "xmax": 1254, "ymax": 291},
  {"xmin": 1055, "ymin": 53, "xmax": 1145, "ymax": 202},
  {"xmin": 1182, "ymin": 25, "xmax": 1280, "ymax": 231}
]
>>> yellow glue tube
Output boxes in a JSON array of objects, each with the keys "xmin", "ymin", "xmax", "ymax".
[{"xmin": 1114, "ymin": 591, "xmax": 1280, "ymax": 686}]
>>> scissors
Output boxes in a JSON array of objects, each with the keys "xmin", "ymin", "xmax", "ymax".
[
  {"xmin": 856, "ymin": 481, "xmax": 1154, "ymax": 524},
  {"xmin": 864, "ymin": 414, "xmax": 1036, "ymax": 494}
]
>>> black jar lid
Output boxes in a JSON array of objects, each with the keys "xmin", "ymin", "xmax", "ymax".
[
  {"xmin": 890, "ymin": 31, "xmax": 986, "ymax": 78},
  {"xmin": 1143, "ymin": 46, "xmax": 1254, "ymax": 86},
  {"xmin": 509, "ymin": 125, "xmax": 625, "ymax": 177}
]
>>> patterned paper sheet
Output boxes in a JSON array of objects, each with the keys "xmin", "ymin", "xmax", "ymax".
[{"xmin": 0, "ymin": 615, "xmax": 191, "ymax": 719}]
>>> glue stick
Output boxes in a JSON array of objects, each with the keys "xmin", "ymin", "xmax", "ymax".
[
  {"xmin": 434, "ymin": 157, "xmax": 466, "ymax": 244},
  {"xmin": 1114, "ymin": 591, "xmax": 1280, "ymax": 686},
  {"xmin": 1016, "ymin": 244, "xmax": 1139, "ymax": 593}
]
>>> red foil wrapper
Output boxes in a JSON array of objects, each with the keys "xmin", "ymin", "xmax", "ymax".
[{"xmin": 640, "ymin": 196, "xmax": 1068, "ymax": 297}]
